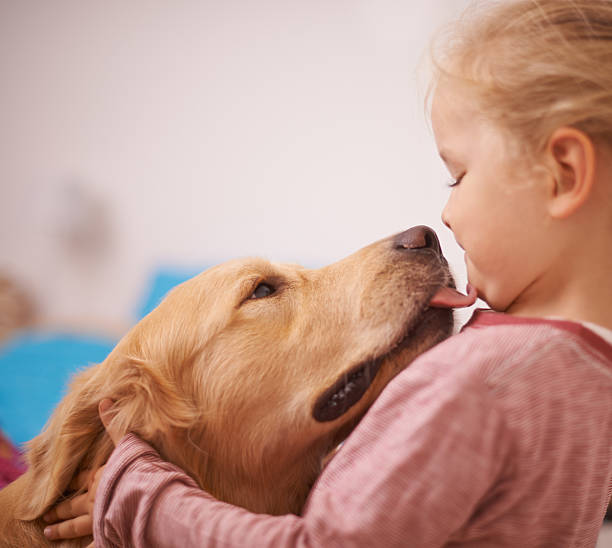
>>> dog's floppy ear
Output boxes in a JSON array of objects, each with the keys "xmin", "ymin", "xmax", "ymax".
[
  {"xmin": 14, "ymin": 353, "xmax": 198, "ymax": 520},
  {"xmin": 14, "ymin": 365, "xmax": 110, "ymax": 520},
  {"xmin": 103, "ymin": 355, "xmax": 200, "ymax": 455}
]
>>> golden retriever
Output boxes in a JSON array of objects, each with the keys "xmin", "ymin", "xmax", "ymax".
[{"xmin": 0, "ymin": 226, "xmax": 457, "ymax": 547}]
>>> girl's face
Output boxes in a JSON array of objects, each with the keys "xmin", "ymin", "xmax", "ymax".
[{"xmin": 431, "ymin": 84, "xmax": 555, "ymax": 312}]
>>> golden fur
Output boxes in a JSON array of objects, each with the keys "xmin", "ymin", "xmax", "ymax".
[{"xmin": 0, "ymin": 230, "xmax": 455, "ymax": 547}]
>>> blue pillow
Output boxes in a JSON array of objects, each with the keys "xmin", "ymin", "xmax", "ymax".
[
  {"xmin": 0, "ymin": 267, "xmax": 205, "ymax": 449},
  {"xmin": 0, "ymin": 332, "xmax": 115, "ymax": 448}
]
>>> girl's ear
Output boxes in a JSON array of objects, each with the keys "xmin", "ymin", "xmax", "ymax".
[{"xmin": 546, "ymin": 127, "xmax": 597, "ymax": 219}]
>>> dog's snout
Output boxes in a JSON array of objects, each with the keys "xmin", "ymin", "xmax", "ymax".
[{"xmin": 394, "ymin": 226, "xmax": 441, "ymax": 254}]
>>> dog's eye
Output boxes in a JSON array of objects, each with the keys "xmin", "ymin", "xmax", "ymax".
[{"xmin": 249, "ymin": 283, "xmax": 275, "ymax": 300}]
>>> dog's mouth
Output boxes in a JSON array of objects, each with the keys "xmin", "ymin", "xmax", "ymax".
[
  {"xmin": 312, "ymin": 353, "xmax": 387, "ymax": 423},
  {"xmin": 312, "ymin": 306, "xmax": 429, "ymax": 423},
  {"xmin": 312, "ymin": 282, "xmax": 476, "ymax": 423}
]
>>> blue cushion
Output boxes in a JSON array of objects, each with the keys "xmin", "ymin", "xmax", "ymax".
[
  {"xmin": 0, "ymin": 332, "xmax": 115, "ymax": 448},
  {"xmin": 0, "ymin": 267, "xmax": 205, "ymax": 449}
]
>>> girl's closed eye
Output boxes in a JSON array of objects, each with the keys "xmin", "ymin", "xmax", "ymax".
[{"xmin": 447, "ymin": 173, "xmax": 465, "ymax": 188}]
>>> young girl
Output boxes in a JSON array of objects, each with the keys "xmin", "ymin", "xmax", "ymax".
[{"xmin": 44, "ymin": 0, "xmax": 612, "ymax": 545}]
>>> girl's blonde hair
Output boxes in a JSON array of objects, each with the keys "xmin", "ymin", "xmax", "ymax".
[{"xmin": 429, "ymin": 0, "xmax": 612, "ymax": 157}]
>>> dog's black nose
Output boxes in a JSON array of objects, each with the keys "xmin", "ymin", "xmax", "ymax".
[{"xmin": 394, "ymin": 226, "xmax": 441, "ymax": 254}]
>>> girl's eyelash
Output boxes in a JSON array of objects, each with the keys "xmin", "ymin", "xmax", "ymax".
[{"xmin": 447, "ymin": 173, "xmax": 465, "ymax": 188}]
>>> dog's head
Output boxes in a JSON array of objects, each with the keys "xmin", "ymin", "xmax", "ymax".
[{"xmin": 17, "ymin": 226, "xmax": 457, "ymax": 519}]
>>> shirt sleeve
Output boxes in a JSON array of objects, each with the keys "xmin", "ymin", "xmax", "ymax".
[{"xmin": 93, "ymin": 364, "xmax": 514, "ymax": 548}]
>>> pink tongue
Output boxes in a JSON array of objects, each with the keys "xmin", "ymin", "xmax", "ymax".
[{"xmin": 429, "ymin": 284, "xmax": 477, "ymax": 309}]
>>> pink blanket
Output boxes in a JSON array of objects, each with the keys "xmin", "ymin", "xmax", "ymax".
[{"xmin": 0, "ymin": 430, "xmax": 26, "ymax": 488}]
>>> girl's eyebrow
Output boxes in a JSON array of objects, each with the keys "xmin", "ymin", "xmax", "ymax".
[
  {"xmin": 438, "ymin": 150, "xmax": 466, "ymax": 176},
  {"xmin": 439, "ymin": 149, "xmax": 464, "ymax": 169},
  {"xmin": 438, "ymin": 150, "xmax": 453, "ymax": 166}
]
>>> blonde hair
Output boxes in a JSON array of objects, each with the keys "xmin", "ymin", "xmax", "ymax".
[{"xmin": 429, "ymin": 0, "xmax": 612, "ymax": 157}]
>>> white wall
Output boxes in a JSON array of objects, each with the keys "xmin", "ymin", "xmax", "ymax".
[{"xmin": 0, "ymin": 0, "xmax": 476, "ymax": 332}]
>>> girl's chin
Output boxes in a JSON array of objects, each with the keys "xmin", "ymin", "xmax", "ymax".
[
  {"xmin": 476, "ymin": 288, "xmax": 511, "ymax": 313},
  {"xmin": 466, "ymin": 276, "xmax": 490, "ymax": 309}
]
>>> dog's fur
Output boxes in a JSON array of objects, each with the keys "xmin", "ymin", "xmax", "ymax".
[{"xmin": 0, "ymin": 230, "xmax": 455, "ymax": 547}]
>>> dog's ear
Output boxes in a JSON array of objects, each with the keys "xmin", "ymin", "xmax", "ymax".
[
  {"xmin": 14, "ymin": 365, "xmax": 110, "ymax": 520},
  {"xmin": 103, "ymin": 355, "xmax": 200, "ymax": 454},
  {"xmin": 14, "ymin": 354, "xmax": 198, "ymax": 520}
]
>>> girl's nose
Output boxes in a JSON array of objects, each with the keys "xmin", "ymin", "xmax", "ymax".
[{"xmin": 441, "ymin": 200, "xmax": 452, "ymax": 230}]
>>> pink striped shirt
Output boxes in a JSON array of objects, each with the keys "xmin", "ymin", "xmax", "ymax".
[{"xmin": 94, "ymin": 310, "xmax": 612, "ymax": 547}]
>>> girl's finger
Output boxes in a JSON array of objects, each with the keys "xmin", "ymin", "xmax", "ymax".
[
  {"xmin": 43, "ymin": 492, "xmax": 89, "ymax": 523},
  {"xmin": 68, "ymin": 468, "xmax": 93, "ymax": 492},
  {"xmin": 43, "ymin": 514, "xmax": 93, "ymax": 540}
]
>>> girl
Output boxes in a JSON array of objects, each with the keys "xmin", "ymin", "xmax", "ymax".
[{"xmin": 45, "ymin": 0, "xmax": 612, "ymax": 545}]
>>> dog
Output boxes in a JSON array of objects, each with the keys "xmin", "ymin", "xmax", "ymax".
[{"xmin": 0, "ymin": 226, "xmax": 458, "ymax": 547}]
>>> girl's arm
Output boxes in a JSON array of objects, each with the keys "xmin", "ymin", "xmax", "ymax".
[
  {"xmin": 94, "ymin": 434, "xmax": 309, "ymax": 547},
  {"xmin": 93, "ymin": 369, "xmax": 512, "ymax": 548}
]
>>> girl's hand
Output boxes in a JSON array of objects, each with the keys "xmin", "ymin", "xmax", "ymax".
[
  {"xmin": 43, "ymin": 399, "xmax": 117, "ymax": 544},
  {"xmin": 42, "ymin": 467, "xmax": 104, "ymax": 545}
]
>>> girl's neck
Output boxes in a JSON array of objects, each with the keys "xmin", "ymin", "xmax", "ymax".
[{"xmin": 505, "ymin": 261, "xmax": 612, "ymax": 331}]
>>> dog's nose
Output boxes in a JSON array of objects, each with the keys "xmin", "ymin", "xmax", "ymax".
[{"xmin": 394, "ymin": 226, "xmax": 441, "ymax": 254}]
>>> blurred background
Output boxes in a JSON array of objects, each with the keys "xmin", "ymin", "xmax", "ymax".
[{"xmin": 0, "ymin": 0, "xmax": 477, "ymax": 337}]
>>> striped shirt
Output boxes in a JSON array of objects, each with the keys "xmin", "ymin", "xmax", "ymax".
[{"xmin": 94, "ymin": 310, "xmax": 612, "ymax": 547}]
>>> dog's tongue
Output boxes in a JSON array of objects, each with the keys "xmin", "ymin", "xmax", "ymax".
[{"xmin": 429, "ymin": 284, "xmax": 477, "ymax": 309}]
